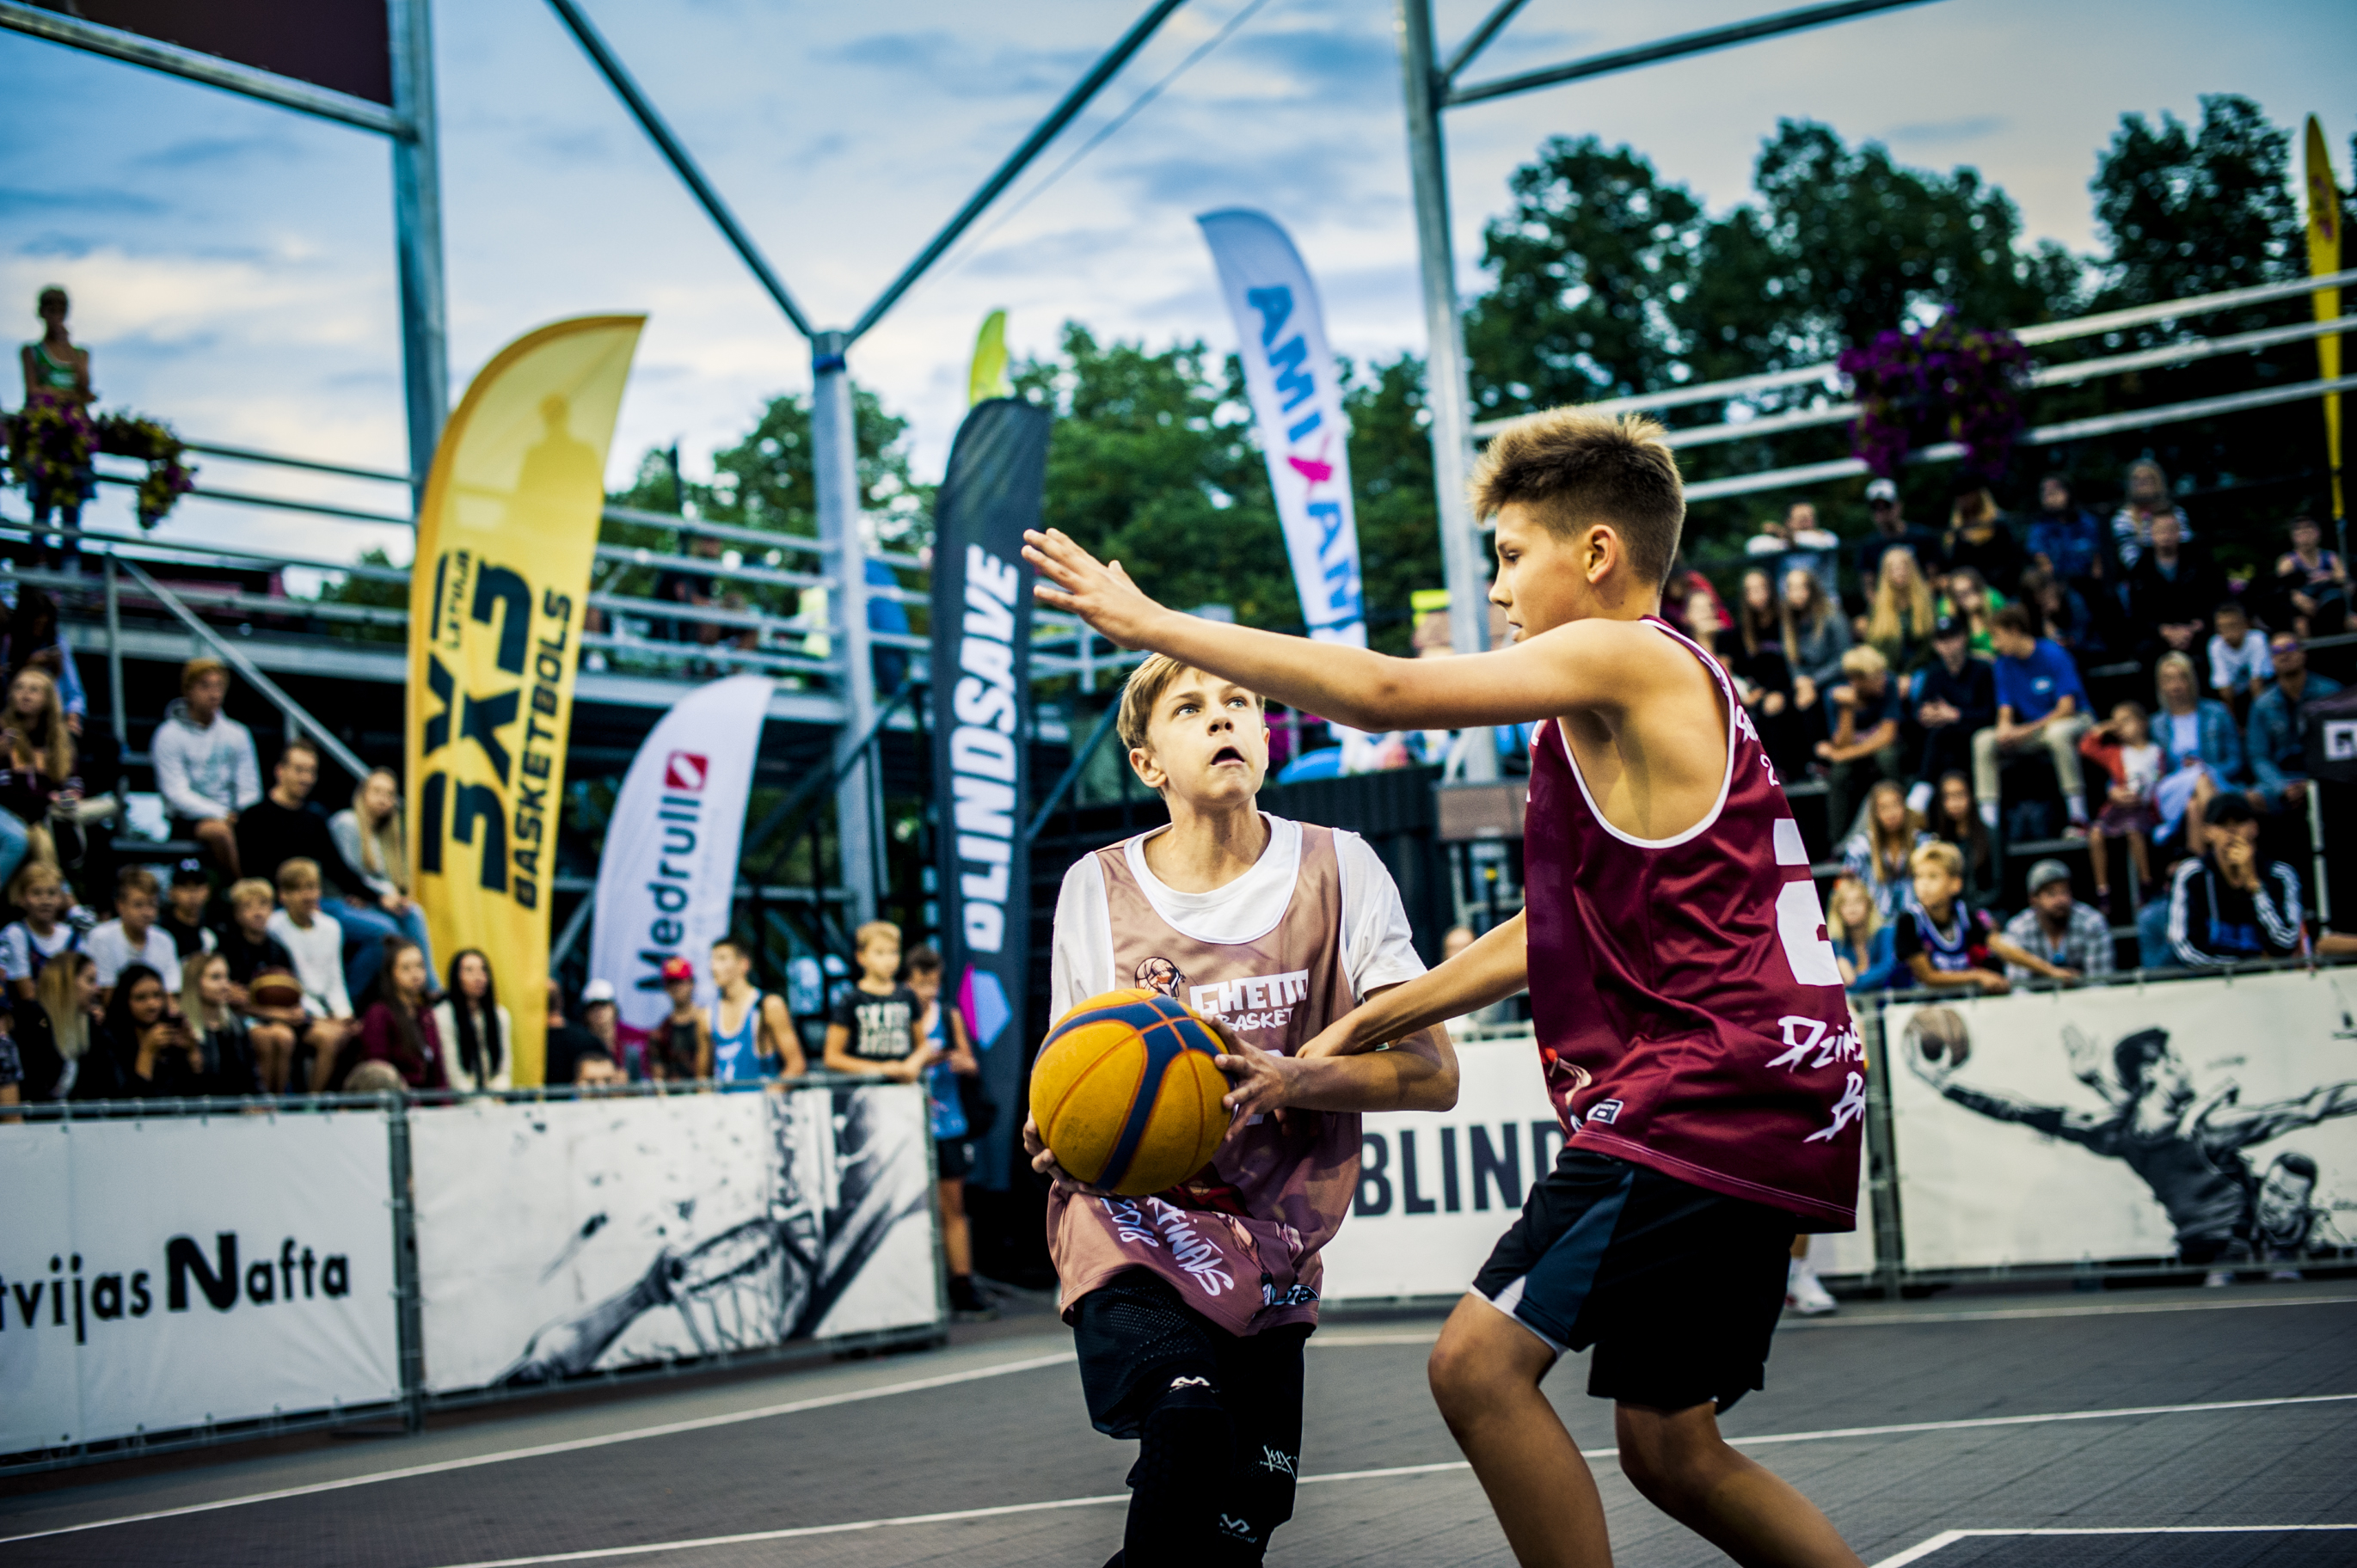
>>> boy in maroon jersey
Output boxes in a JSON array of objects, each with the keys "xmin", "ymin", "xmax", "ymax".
[{"xmin": 1028, "ymin": 409, "xmax": 1863, "ymax": 1567}]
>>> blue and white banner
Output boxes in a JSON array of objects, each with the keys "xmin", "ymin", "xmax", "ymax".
[
  {"xmin": 1198, "ymin": 208, "xmax": 1366, "ymax": 649},
  {"xmin": 588, "ymin": 673, "xmax": 774, "ymax": 1032}
]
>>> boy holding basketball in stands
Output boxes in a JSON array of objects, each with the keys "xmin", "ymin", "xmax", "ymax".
[
  {"xmin": 1026, "ymin": 653, "xmax": 1458, "ymax": 1568},
  {"xmin": 1030, "ymin": 409, "xmax": 1866, "ymax": 1567}
]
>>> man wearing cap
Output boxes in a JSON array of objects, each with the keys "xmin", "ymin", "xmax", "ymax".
[
  {"xmin": 1856, "ymin": 479, "xmax": 1943, "ymax": 593},
  {"xmin": 649, "ymin": 955, "xmax": 712, "ymax": 1082},
  {"xmin": 1910, "ymin": 613, "xmax": 1996, "ymax": 793},
  {"xmin": 2247, "ymin": 630, "xmax": 2342, "ymax": 813},
  {"xmin": 2001, "ymin": 860, "xmax": 2112, "ymax": 983},
  {"xmin": 152, "ymin": 658, "xmax": 261, "ymax": 877}
]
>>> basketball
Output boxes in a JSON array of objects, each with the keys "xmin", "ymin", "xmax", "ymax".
[
  {"xmin": 1907, "ymin": 1008, "xmax": 1972, "ymax": 1069},
  {"xmin": 1029, "ymin": 988, "xmax": 1231, "ymax": 1197},
  {"xmin": 248, "ymin": 969, "xmax": 305, "ymax": 1010}
]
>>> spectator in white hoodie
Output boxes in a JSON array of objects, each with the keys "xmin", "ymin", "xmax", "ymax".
[{"xmin": 151, "ymin": 658, "xmax": 261, "ymax": 876}]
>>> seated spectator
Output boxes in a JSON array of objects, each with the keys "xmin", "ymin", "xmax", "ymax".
[
  {"xmin": 1778, "ymin": 566, "xmax": 1851, "ymax": 720},
  {"xmin": 89, "ymin": 865, "xmax": 181, "ymax": 998},
  {"xmin": 1864, "ymin": 544, "xmax": 1937, "ymax": 674},
  {"xmin": 2080, "ymin": 702, "xmax": 2162, "ymax": 910},
  {"xmin": 175, "ymin": 951, "xmax": 259, "ymax": 1097},
  {"xmin": 2166, "ymin": 794, "xmax": 2357, "ymax": 966},
  {"xmin": 2001, "ymin": 859, "xmax": 2112, "ymax": 983},
  {"xmin": 0, "ymin": 665, "xmax": 82, "ymax": 889},
  {"xmin": 1731, "ymin": 569, "xmax": 1809, "ymax": 778},
  {"xmin": 2126, "ymin": 513, "xmax": 2220, "ymax": 665},
  {"xmin": 1855, "ymin": 478, "xmax": 1944, "ymax": 595},
  {"xmin": 2, "ymin": 584, "xmax": 90, "ymax": 729},
  {"xmin": 1939, "ymin": 565, "xmax": 2001, "ymax": 655},
  {"xmin": 1975, "ymin": 604, "xmax": 2093, "ymax": 836},
  {"xmin": 342, "ymin": 1058, "xmax": 407, "ymax": 1095},
  {"xmin": 2150, "ymin": 652, "xmax": 2244, "ymax": 854},
  {"xmin": 1896, "ymin": 841, "xmax": 2072, "ymax": 994},
  {"xmin": 1840, "ymin": 780, "xmax": 1929, "ymax": 922},
  {"xmin": 2018, "ymin": 567, "xmax": 2102, "ymax": 663},
  {"xmin": 218, "ymin": 875, "xmax": 329, "ymax": 1093},
  {"xmin": 267, "ymin": 858, "xmax": 353, "ymax": 1087},
  {"xmin": 1742, "ymin": 513, "xmax": 1790, "ymax": 562},
  {"xmin": 2205, "ymin": 600, "xmax": 2271, "ymax": 721},
  {"xmin": 1779, "ymin": 501, "xmax": 1841, "ymax": 593},
  {"xmin": 648, "ymin": 955, "xmax": 710, "ymax": 1082},
  {"xmin": 2248, "ymin": 630, "xmax": 2342, "ymax": 814},
  {"xmin": 2025, "ymin": 474, "xmax": 2109, "ymax": 588},
  {"xmin": 158, "ymin": 858, "xmax": 218, "ymax": 965},
  {"xmin": 152, "ymin": 658, "xmax": 261, "ymax": 877},
  {"xmin": 328, "ymin": 767, "xmax": 435, "ymax": 977},
  {"xmin": 102, "ymin": 963, "xmax": 201, "ymax": 1099},
  {"xmin": 1, "ymin": 861, "xmax": 86, "ymax": 1001},
  {"xmin": 356, "ymin": 938, "xmax": 448, "ymax": 1089},
  {"xmin": 1943, "ymin": 487, "xmax": 2025, "ymax": 598},
  {"xmin": 1658, "ymin": 552, "xmax": 1733, "ymax": 645},
  {"xmin": 13, "ymin": 950, "xmax": 115, "ymax": 1100},
  {"xmin": 1925, "ymin": 770, "xmax": 1998, "ymax": 910},
  {"xmin": 2111, "ymin": 458, "xmax": 2194, "ymax": 570},
  {"xmin": 432, "ymin": 948, "xmax": 511, "ymax": 1093},
  {"xmin": 1826, "ymin": 874, "xmax": 1900, "ymax": 992},
  {"xmin": 237, "ymin": 741, "xmax": 417, "ymax": 1003},
  {"xmin": 573, "ymin": 1046, "xmax": 626, "ymax": 1089},
  {"xmin": 1909, "ymin": 615, "xmax": 1994, "ymax": 787},
  {"xmin": 2274, "ymin": 514, "xmax": 2349, "ymax": 637},
  {"xmin": 1815, "ymin": 645, "xmax": 1905, "ymax": 838}
]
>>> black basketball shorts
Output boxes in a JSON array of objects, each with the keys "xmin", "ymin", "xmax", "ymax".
[
  {"xmin": 934, "ymin": 1136, "xmax": 975, "ymax": 1182},
  {"xmin": 1470, "ymin": 1145, "xmax": 1799, "ymax": 1413}
]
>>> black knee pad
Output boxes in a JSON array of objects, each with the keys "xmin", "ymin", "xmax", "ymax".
[{"xmin": 1120, "ymin": 1375, "xmax": 1237, "ymax": 1567}]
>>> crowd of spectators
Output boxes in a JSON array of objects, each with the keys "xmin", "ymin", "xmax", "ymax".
[{"xmin": 1670, "ymin": 469, "xmax": 2355, "ymax": 991}]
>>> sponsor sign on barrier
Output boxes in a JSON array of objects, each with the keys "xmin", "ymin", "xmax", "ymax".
[
  {"xmin": 1887, "ymin": 969, "xmax": 2357, "ymax": 1271},
  {"xmin": 0, "ymin": 1112, "xmax": 401, "ymax": 1454},
  {"xmin": 410, "ymin": 1083, "xmax": 940, "ymax": 1393},
  {"xmin": 1323, "ymin": 1036, "xmax": 1874, "ymax": 1302}
]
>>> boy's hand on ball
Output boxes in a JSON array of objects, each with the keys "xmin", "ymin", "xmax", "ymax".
[
  {"xmin": 1215, "ymin": 1028, "xmax": 1299, "ymax": 1121},
  {"xmin": 1022, "ymin": 1113, "xmax": 1120, "ymax": 1198},
  {"xmin": 1023, "ymin": 528, "xmax": 1164, "ymax": 650}
]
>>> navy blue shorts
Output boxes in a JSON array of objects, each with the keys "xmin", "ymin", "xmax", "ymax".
[{"xmin": 1470, "ymin": 1146, "xmax": 1797, "ymax": 1413}]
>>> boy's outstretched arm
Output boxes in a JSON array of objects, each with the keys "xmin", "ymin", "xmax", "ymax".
[{"xmin": 1024, "ymin": 529, "xmax": 1660, "ymax": 732}]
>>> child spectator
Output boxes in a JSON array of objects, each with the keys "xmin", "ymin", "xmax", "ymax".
[
  {"xmin": 356, "ymin": 938, "xmax": 447, "ymax": 1089},
  {"xmin": 236, "ymin": 741, "xmax": 415, "ymax": 1001},
  {"xmin": 1815, "ymin": 644, "xmax": 1905, "ymax": 838},
  {"xmin": 342, "ymin": 1058, "xmax": 408, "ymax": 1095},
  {"xmin": 105, "ymin": 963, "xmax": 203, "ymax": 1099},
  {"xmin": 1925, "ymin": 770, "xmax": 1998, "ymax": 911},
  {"xmin": 1777, "ymin": 565, "xmax": 1851, "ymax": 720},
  {"xmin": 14, "ymin": 950, "xmax": 114, "ymax": 1101},
  {"xmin": 1840, "ymin": 779, "xmax": 1930, "ymax": 922},
  {"xmin": 2111, "ymin": 458, "xmax": 2193, "ymax": 569},
  {"xmin": 158, "ymin": 858, "xmax": 218, "ymax": 964},
  {"xmin": 572, "ymin": 1047, "xmax": 626, "ymax": 1089},
  {"xmin": 1730, "ymin": 568, "xmax": 1808, "ymax": 778},
  {"xmin": 648, "ymin": 955, "xmax": 710, "ymax": 1082},
  {"xmin": 89, "ymin": 865, "xmax": 181, "ymax": 996},
  {"xmin": 2000, "ymin": 860, "xmax": 2112, "ymax": 983},
  {"xmin": 2081, "ymin": 702, "xmax": 2163, "ymax": 910},
  {"xmin": 267, "ymin": 859, "xmax": 353, "ymax": 1085},
  {"xmin": 1943, "ymin": 487, "xmax": 2025, "ymax": 597},
  {"xmin": 708, "ymin": 935, "xmax": 802, "ymax": 1084},
  {"xmin": 1825, "ymin": 874, "xmax": 1899, "ymax": 993},
  {"xmin": 542, "ymin": 979, "xmax": 598, "ymax": 1088},
  {"xmin": 217, "ymin": 875, "xmax": 325, "ymax": 1093},
  {"xmin": 2150, "ymin": 652, "xmax": 2244, "ymax": 854},
  {"xmin": 2126, "ymin": 512, "xmax": 2220, "ymax": 665},
  {"xmin": 1896, "ymin": 841, "xmax": 2072, "ymax": 993},
  {"xmin": 905, "ymin": 943, "xmax": 992, "ymax": 1320},
  {"xmin": 432, "ymin": 949, "xmax": 511, "ymax": 1093},
  {"xmin": 580, "ymin": 979, "xmax": 629, "ymax": 1075},
  {"xmin": 1908, "ymin": 615, "xmax": 1995, "ymax": 788},
  {"xmin": 2025, "ymin": 474, "xmax": 2109, "ymax": 587},
  {"xmin": 2205, "ymin": 601, "xmax": 2272, "ymax": 720},
  {"xmin": 176, "ymin": 951, "xmax": 260, "ymax": 1096},
  {"xmin": 2248, "ymin": 630, "xmax": 2342, "ymax": 813},
  {"xmin": 822, "ymin": 920, "xmax": 932, "ymax": 1081},
  {"xmin": 1864, "ymin": 544, "xmax": 1937, "ymax": 673},
  {"xmin": 151, "ymin": 658, "xmax": 261, "ymax": 877},
  {"xmin": 2018, "ymin": 567, "xmax": 2102, "ymax": 662},
  {"xmin": 0, "ymin": 861, "xmax": 86, "ymax": 1001},
  {"xmin": 1975, "ymin": 603, "xmax": 2092, "ymax": 836},
  {"xmin": 0, "ymin": 665, "xmax": 82, "ymax": 886},
  {"xmin": 2274, "ymin": 515, "xmax": 2348, "ymax": 636},
  {"xmin": 1939, "ymin": 565, "xmax": 2002, "ymax": 655}
]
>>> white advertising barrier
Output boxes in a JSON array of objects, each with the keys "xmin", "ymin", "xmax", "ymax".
[
  {"xmin": 1322, "ymin": 1035, "xmax": 1873, "ymax": 1302},
  {"xmin": 0, "ymin": 1112, "xmax": 400, "ymax": 1455},
  {"xmin": 587, "ymin": 671, "xmax": 774, "ymax": 1036},
  {"xmin": 411, "ymin": 1082, "xmax": 939, "ymax": 1393},
  {"xmin": 1887, "ymin": 969, "xmax": 2357, "ymax": 1271}
]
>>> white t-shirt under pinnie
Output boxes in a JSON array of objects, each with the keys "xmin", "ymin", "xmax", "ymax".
[{"xmin": 1049, "ymin": 813, "xmax": 1426, "ymax": 1020}]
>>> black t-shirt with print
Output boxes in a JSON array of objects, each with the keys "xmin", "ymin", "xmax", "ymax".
[{"xmin": 829, "ymin": 985, "xmax": 919, "ymax": 1063}]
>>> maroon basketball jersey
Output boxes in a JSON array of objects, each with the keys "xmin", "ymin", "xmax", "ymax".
[{"xmin": 1522, "ymin": 616, "xmax": 1863, "ymax": 1228}]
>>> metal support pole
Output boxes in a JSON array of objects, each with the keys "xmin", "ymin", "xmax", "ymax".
[
  {"xmin": 813, "ymin": 333, "xmax": 881, "ymax": 923},
  {"xmin": 102, "ymin": 554, "xmax": 127, "ymax": 751},
  {"xmin": 384, "ymin": 1095, "xmax": 427, "ymax": 1435},
  {"xmin": 389, "ymin": 0, "xmax": 449, "ymax": 503},
  {"xmin": 1396, "ymin": 0, "xmax": 1496, "ymax": 781}
]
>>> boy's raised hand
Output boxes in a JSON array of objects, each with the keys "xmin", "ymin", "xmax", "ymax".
[{"xmin": 1024, "ymin": 529, "xmax": 1166, "ymax": 650}]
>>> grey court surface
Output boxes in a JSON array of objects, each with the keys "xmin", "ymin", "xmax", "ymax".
[{"xmin": 3, "ymin": 1281, "xmax": 2354, "ymax": 1566}]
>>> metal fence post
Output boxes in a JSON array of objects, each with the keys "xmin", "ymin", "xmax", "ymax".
[
  {"xmin": 384, "ymin": 1093, "xmax": 427, "ymax": 1434},
  {"xmin": 1862, "ymin": 1000, "xmax": 1906, "ymax": 1301}
]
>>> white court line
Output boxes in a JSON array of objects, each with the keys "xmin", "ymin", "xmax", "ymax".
[
  {"xmin": 0, "ymin": 1350, "xmax": 1078, "ymax": 1547},
  {"xmin": 414, "ymin": 1390, "xmax": 2357, "ymax": 1568},
  {"xmin": 1871, "ymin": 1522, "xmax": 2357, "ymax": 1567}
]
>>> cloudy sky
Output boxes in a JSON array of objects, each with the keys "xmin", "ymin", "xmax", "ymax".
[{"xmin": 3, "ymin": 0, "xmax": 2350, "ymax": 571}]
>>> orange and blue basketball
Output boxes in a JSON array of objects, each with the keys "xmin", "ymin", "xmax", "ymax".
[{"xmin": 1030, "ymin": 988, "xmax": 1231, "ymax": 1197}]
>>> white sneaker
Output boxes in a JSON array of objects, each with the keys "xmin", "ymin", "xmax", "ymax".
[
  {"xmin": 1786, "ymin": 1259, "xmax": 1838, "ymax": 1315},
  {"xmin": 2203, "ymin": 1270, "xmax": 2234, "ymax": 1289}
]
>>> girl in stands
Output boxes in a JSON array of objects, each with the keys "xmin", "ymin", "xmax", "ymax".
[
  {"xmin": 179, "ymin": 950, "xmax": 260, "ymax": 1097},
  {"xmin": 357, "ymin": 938, "xmax": 447, "ymax": 1090},
  {"xmin": 433, "ymin": 947, "xmax": 511, "ymax": 1093},
  {"xmin": 1865, "ymin": 545, "xmax": 1937, "ymax": 674},
  {"xmin": 1841, "ymin": 780, "xmax": 1930, "ymax": 922},
  {"xmin": 14, "ymin": 949, "xmax": 115, "ymax": 1100}
]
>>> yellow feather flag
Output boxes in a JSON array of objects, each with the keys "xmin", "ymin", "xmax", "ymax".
[
  {"xmin": 2306, "ymin": 116, "xmax": 2343, "ymax": 521},
  {"xmin": 408, "ymin": 315, "xmax": 644, "ymax": 1086},
  {"xmin": 969, "ymin": 309, "xmax": 1013, "ymax": 407}
]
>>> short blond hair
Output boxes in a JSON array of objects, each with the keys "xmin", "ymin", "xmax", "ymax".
[
  {"xmin": 1839, "ymin": 644, "xmax": 1889, "ymax": 680},
  {"xmin": 1908, "ymin": 840, "xmax": 1965, "ymax": 880},
  {"xmin": 854, "ymin": 919, "xmax": 900, "ymax": 954},
  {"xmin": 1468, "ymin": 408, "xmax": 1685, "ymax": 585},
  {"xmin": 181, "ymin": 657, "xmax": 230, "ymax": 695},
  {"xmin": 1115, "ymin": 653, "xmax": 1264, "ymax": 753},
  {"xmin": 275, "ymin": 857, "xmax": 321, "ymax": 893},
  {"xmin": 228, "ymin": 877, "xmax": 277, "ymax": 910}
]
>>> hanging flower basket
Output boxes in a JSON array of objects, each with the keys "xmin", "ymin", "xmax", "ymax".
[
  {"xmin": 3, "ymin": 395, "xmax": 195, "ymax": 530},
  {"xmin": 1838, "ymin": 313, "xmax": 2030, "ymax": 487},
  {"xmin": 95, "ymin": 411, "xmax": 197, "ymax": 529}
]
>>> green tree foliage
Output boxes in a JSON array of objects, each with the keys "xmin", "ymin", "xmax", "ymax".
[{"xmin": 2092, "ymin": 95, "xmax": 2300, "ymax": 315}]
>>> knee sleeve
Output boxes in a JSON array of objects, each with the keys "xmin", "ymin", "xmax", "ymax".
[{"xmin": 1120, "ymin": 1379, "xmax": 1235, "ymax": 1568}]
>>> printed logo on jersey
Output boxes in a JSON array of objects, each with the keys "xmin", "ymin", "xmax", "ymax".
[
  {"xmin": 1098, "ymin": 1195, "xmax": 1237, "ymax": 1295},
  {"xmin": 1586, "ymin": 1099, "xmax": 1624, "ymax": 1126},
  {"xmin": 1189, "ymin": 968, "xmax": 1311, "ymax": 1032},
  {"xmin": 1805, "ymin": 1071, "xmax": 1868, "ymax": 1143},
  {"xmin": 1134, "ymin": 956, "xmax": 1186, "ymax": 998}
]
